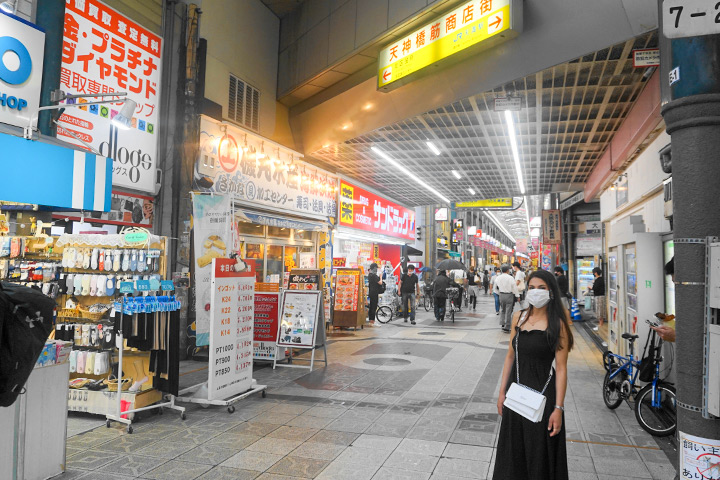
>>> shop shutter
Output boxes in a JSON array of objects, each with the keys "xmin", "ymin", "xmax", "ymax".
[{"xmin": 228, "ymin": 74, "xmax": 259, "ymax": 132}]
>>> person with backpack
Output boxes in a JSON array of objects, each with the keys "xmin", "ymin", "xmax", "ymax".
[
  {"xmin": 433, "ymin": 270, "xmax": 451, "ymax": 321},
  {"xmin": 367, "ymin": 263, "xmax": 383, "ymax": 327}
]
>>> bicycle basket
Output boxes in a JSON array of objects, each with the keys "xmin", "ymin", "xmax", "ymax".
[{"xmin": 446, "ymin": 288, "xmax": 459, "ymax": 299}]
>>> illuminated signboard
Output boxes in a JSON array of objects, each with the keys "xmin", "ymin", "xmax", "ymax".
[
  {"xmin": 455, "ymin": 198, "xmax": 513, "ymax": 208},
  {"xmin": 338, "ymin": 180, "xmax": 415, "ymax": 241},
  {"xmin": 377, "ymin": 0, "xmax": 522, "ymax": 90}
]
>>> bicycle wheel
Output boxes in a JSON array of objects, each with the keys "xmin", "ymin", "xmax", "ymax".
[
  {"xmin": 602, "ymin": 370, "xmax": 624, "ymax": 409},
  {"xmin": 634, "ymin": 383, "xmax": 677, "ymax": 437},
  {"xmin": 424, "ymin": 294, "xmax": 432, "ymax": 312},
  {"xmin": 376, "ymin": 306, "xmax": 393, "ymax": 323},
  {"xmin": 451, "ymin": 308, "xmax": 455, "ymax": 323}
]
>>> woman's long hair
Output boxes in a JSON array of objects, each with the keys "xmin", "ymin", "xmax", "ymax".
[{"xmin": 526, "ymin": 269, "xmax": 574, "ymax": 352}]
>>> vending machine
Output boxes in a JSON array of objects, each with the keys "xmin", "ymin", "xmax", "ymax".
[{"xmin": 576, "ymin": 258, "xmax": 596, "ymax": 302}]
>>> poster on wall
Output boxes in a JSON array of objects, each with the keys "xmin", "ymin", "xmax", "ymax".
[
  {"xmin": 339, "ymin": 180, "xmax": 415, "ymax": 240},
  {"xmin": 192, "ymin": 193, "xmax": 232, "ymax": 346},
  {"xmin": 253, "ymin": 293, "xmax": 282, "ymax": 360},
  {"xmin": 335, "ymin": 269, "xmax": 360, "ymax": 312},
  {"xmin": 288, "ymin": 273, "xmax": 319, "ymax": 290},
  {"xmin": 54, "ymin": 190, "xmax": 154, "ymax": 228},
  {"xmin": 576, "ymin": 236, "xmax": 602, "ymax": 256},
  {"xmin": 679, "ymin": 431, "xmax": 720, "ymax": 479},
  {"xmin": 542, "ymin": 210, "xmax": 563, "ymax": 245},
  {"xmin": 299, "ymin": 253, "xmax": 316, "ymax": 269},
  {"xmin": 196, "ymin": 116, "xmax": 338, "ymax": 218},
  {"xmin": 277, "ymin": 291, "xmax": 321, "ymax": 348},
  {"xmin": 208, "ymin": 258, "xmax": 254, "ymax": 401},
  {"xmin": 61, "ymin": 0, "xmax": 162, "ymax": 193}
]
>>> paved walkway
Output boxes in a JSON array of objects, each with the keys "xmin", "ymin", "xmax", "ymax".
[{"xmin": 59, "ymin": 294, "xmax": 677, "ymax": 480}]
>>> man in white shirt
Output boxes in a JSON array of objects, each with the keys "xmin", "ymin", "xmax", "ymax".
[
  {"xmin": 513, "ymin": 262, "xmax": 526, "ymax": 301},
  {"xmin": 494, "ymin": 265, "xmax": 520, "ymax": 332}
]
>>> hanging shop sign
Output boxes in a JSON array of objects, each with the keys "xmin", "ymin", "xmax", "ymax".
[
  {"xmin": 192, "ymin": 194, "xmax": 233, "ymax": 346},
  {"xmin": 197, "ymin": 116, "xmax": 338, "ymax": 219},
  {"xmin": 0, "ymin": 133, "xmax": 112, "ymax": 211},
  {"xmin": 516, "ymin": 238, "xmax": 528, "ymax": 254},
  {"xmin": 377, "ymin": 0, "xmax": 522, "ymax": 90},
  {"xmin": 0, "ymin": 11, "xmax": 45, "ymax": 129},
  {"xmin": 338, "ymin": 180, "xmax": 415, "ymax": 241},
  {"xmin": 208, "ymin": 258, "xmax": 255, "ymax": 401},
  {"xmin": 493, "ymin": 96, "xmax": 522, "ymax": 111},
  {"xmin": 542, "ymin": 209, "xmax": 562, "ymax": 245},
  {"xmin": 576, "ymin": 236, "xmax": 602, "ymax": 256},
  {"xmin": 584, "ymin": 221, "xmax": 601, "ymax": 235},
  {"xmin": 632, "ymin": 48, "xmax": 660, "ymax": 68},
  {"xmin": 253, "ymin": 292, "xmax": 282, "ymax": 360},
  {"xmin": 288, "ymin": 273, "xmax": 319, "ymax": 290},
  {"xmin": 60, "ymin": 0, "xmax": 163, "ymax": 194},
  {"xmin": 434, "ymin": 207, "xmax": 449, "ymax": 221},
  {"xmin": 454, "ymin": 198, "xmax": 513, "ymax": 209},
  {"xmin": 332, "ymin": 258, "xmax": 346, "ymax": 267},
  {"xmin": 53, "ymin": 190, "xmax": 154, "ymax": 228}
]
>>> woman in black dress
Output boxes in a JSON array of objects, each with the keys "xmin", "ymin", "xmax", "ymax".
[{"xmin": 493, "ymin": 269, "xmax": 574, "ymax": 480}]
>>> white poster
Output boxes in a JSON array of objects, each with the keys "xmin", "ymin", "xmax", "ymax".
[
  {"xmin": 278, "ymin": 291, "xmax": 321, "ymax": 348},
  {"xmin": 208, "ymin": 258, "xmax": 254, "ymax": 401},
  {"xmin": 192, "ymin": 193, "xmax": 232, "ymax": 346},
  {"xmin": 679, "ymin": 431, "xmax": 720, "ymax": 480},
  {"xmin": 60, "ymin": 0, "xmax": 162, "ymax": 193}
]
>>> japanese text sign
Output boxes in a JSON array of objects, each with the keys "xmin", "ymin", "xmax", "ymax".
[
  {"xmin": 198, "ymin": 116, "xmax": 338, "ymax": 218},
  {"xmin": 339, "ymin": 180, "xmax": 415, "ymax": 241},
  {"xmin": 542, "ymin": 209, "xmax": 562, "ymax": 246},
  {"xmin": 61, "ymin": 0, "xmax": 162, "ymax": 193},
  {"xmin": 455, "ymin": 198, "xmax": 513, "ymax": 208},
  {"xmin": 208, "ymin": 258, "xmax": 255, "ymax": 401},
  {"xmin": 663, "ymin": 0, "xmax": 720, "ymax": 39},
  {"xmin": 679, "ymin": 431, "xmax": 720, "ymax": 479},
  {"xmin": 253, "ymin": 292, "xmax": 281, "ymax": 360},
  {"xmin": 377, "ymin": 0, "xmax": 520, "ymax": 89},
  {"xmin": 0, "ymin": 11, "xmax": 44, "ymax": 129}
]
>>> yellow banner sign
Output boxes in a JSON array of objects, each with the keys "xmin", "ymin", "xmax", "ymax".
[
  {"xmin": 378, "ymin": 0, "xmax": 519, "ymax": 89},
  {"xmin": 455, "ymin": 198, "xmax": 513, "ymax": 208}
]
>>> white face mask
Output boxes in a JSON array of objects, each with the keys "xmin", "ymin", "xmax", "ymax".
[{"xmin": 526, "ymin": 288, "xmax": 551, "ymax": 308}]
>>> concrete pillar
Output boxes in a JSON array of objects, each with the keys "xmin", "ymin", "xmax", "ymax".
[{"xmin": 662, "ymin": 93, "xmax": 720, "ymax": 442}]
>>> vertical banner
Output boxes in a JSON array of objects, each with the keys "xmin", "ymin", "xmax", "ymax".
[
  {"xmin": 542, "ymin": 209, "xmax": 563, "ymax": 245},
  {"xmin": 208, "ymin": 258, "xmax": 255, "ymax": 401},
  {"xmin": 192, "ymin": 193, "xmax": 232, "ymax": 346},
  {"xmin": 61, "ymin": 0, "xmax": 162, "ymax": 193},
  {"xmin": 253, "ymin": 293, "xmax": 281, "ymax": 360}
]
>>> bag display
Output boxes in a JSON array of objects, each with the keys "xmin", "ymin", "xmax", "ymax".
[{"xmin": 503, "ymin": 317, "xmax": 555, "ymax": 423}]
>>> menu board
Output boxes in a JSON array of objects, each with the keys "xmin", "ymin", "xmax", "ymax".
[
  {"xmin": 289, "ymin": 273, "xmax": 319, "ymax": 290},
  {"xmin": 253, "ymin": 293, "xmax": 283, "ymax": 360},
  {"xmin": 277, "ymin": 291, "xmax": 321, "ymax": 348},
  {"xmin": 208, "ymin": 258, "xmax": 254, "ymax": 401},
  {"xmin": 335, "ymin": 269, "xmax": 360, "ymax": 311}
]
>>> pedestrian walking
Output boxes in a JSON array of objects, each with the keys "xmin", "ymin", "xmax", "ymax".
[
  {"xmin": 398, "ymin": 264, "xmax": 420, "ymax": 325},
  {"xmin": 493, "ymin": 269, "xmax": 574, "ymax": 480},
  {"xmin": 483, "ymin": 270, "xmax": 490, "ymax": 295},
  {"xmin": 467, "ymin": 267, "xmax": 480, "ymax": 310},
  {"xmin": 513, "ymin": 262, "xmax": 527, "ymax": 301},
  {"xmin": 554, "ymin": 266, "xmax": 571, "ymax": 311},
  {"xmin": 490, "ymin": 267, "xmax": 501, "ymax": 315},
  {"xmin": 494, "ymin": 265, "xmax": 520, "ymax": 332},
  {"xmin": 367, "ymin": 263, "xmax": 382, "ymax": 326},
  {"xmin": 589, "ymin": 267, "xmax": 606, "ymax": 327},
  {"xmin": 432, "ymin": 270, "xmax": 451, "ymax": 321}
]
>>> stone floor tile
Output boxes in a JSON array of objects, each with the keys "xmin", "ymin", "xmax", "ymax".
[
  {"xmin": 205, "ymin": 432, "xmax": 262, "ymax": 450},
  {"xmin": 335, "ymin": 446, "xmax": 390, "ymax": 467},
  {"xmin": 290, "ymin": 441, "xmax": 347, "ymax": 461},
  {"xmin": 306, "ymin": 430, "xmax": 359, "ymax": 446},
  {"xmin": 175, "ymin": 444, "xmax": 238, "ymax": 465},
  {"xmin": 96, "ymin": 454, "xmax": 169, "ymax": 477},
  {"xmin": 351, "ymin": 434, "xmax": 403, "ymax": 450},
  {"xmin": 315, "ymin": 461, "xmax": 379, "ymax": 480},
  {"xmin": 372, "ymin": 467, "xmax": 431, "ymax": 480},
  {"xmin": 229, "ymin": 422, "xmax": 281, "ymax": 437},
  {"xmin": 395, "ymin": 438, "xmax": 447, "ymax": 456},
  {"xmin": 66, "ymin": 450, "xmax": 119, "ymax": 471},
  {"xmin": 142, "ymin": 460, "xmax": 213, "ymax": 480},
  {"xmin": 267, "ymin": 456, "xmax": 329, "ymax": 478},
  {"xmin": 249, "ymin": 413, "xmax": 297, "ymax": 425},
  {"xmin": 221, "ymin": 450, "xmax": 283, "ymax": 472},
  {"xmin": 433, "ymin": 457, "xmax": 490, "ymax": 479},
  {"xmin": 245, "ymin": 437, "xmax": 303, "ymax": 455},
  {"xmin": 383, "ymin": 450, "xmax": 440, "ymax": 472},
  {"xmin": 442, "ymin": 443, "xmax": 493, "ymax": 462},
  {"xmin": 135, "ymin": 440, "xmax": 197, "ymax": 459},
  {"xmin": 267, "ymin": 426, "xmax": 319, "ymax": 442},
  {"xmin": 196, "ymin": 466, "xmax": 261, "ymax": 480}
]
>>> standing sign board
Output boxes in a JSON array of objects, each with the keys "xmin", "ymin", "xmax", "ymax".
[
  {"xmin": 333, "ymin": 268, "xmax": 365, "ymax": 329},
  {"xmin": 277, "ymin": 291, "xmax": 321, "ymax": 348},
  {"xmin": 377, "ymin": 0, "xmax": 522, "ymax": 90},
  {"xmin": 253, "ymin": 293, "xmax": 285, "ymax": 361},
  {"xmin": 542, "ymin": 209, "xmax": 562, "ymax": 245},
  {"xmin": 0, "ymin": 11, "xmax": 44, "ymax": 130},
  {"xmin": 288, "ymin": 270, "xmax": 321, "ymax": 290},
  {"xmin": 61, "ymin": 0, "xmax": 162, "ymax": 193},
  {"xmin": 208, "ymin": 258, "xmax": 254, "ymax": 401},
  {"xmin": 339, "ymin": 180, "xmax": 415, "ymax": 241}
]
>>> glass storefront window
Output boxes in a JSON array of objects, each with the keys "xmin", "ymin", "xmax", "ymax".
[
  {"xmin": 294, "ymin": 230, "xmax": 312, "ymax": 241},
  {"xmin": 266, "ymin": 245, "xmax": 283, "ymax": 283},
  {"xmin": 246, "ymin": 243, "xmax": 264, "ymax": 282},
  {"xmin": 268, "ymin": 226, "xmax": 292, "ymax": 239},
  {"xmin": 238, "ymin": 221, "xmax": 265, "ymax": 237},
  {"xmin": 284, "ymin": 246, "xmax": 298, "ymax": 272}
]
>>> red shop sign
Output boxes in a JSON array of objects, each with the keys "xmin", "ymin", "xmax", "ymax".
[
  {"xmin": 254, "ymin": 293, "xmax": 280, "ymax": 343},
  {"xmin": 338, "ymin": 180, "xmax": 415, "ymax": 241}
]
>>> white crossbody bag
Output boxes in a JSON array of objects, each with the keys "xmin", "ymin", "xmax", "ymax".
[{"xmin": 503, "ymin": 316, "xmax": 555, "ymax": 423}]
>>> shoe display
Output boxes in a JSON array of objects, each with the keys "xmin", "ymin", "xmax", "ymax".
[
  {"xmin": 105, "ymin": 250, "xmax": 113, "ymax": 272},
  {"xmin": 137, "ymin": 250, "xmax": 146, "ymax": 273},
  {"xmin": 89, "ymin": 274, "xmax": 98, "ymax": 296},
  {"xmin": 84, "ymin": 352, "xmax": 95, "ymax": 374},
  {"xmin": 91, "ymin": 248, "xmax": 98, "ymax": 270},
  {"xmin": 121, "ymin": 250, "xmax": 130, "ymax": 271},
  {"xmin": 82, "ymin": 248, "xmax": 91, "ymax": 269},
  {"xmin": 69, "ymin": 350, "xmax": 77, "ymax": 373},
  {"xmin": 113, "ymin": 250, "xmax": 121, "ymax": 272},
  {"xmin": 130, "ymin": 250, "xmax": 138, "ymax": 271},
  {"xmin": 98, "ymin": 250, "xmax": 104, "ymax": 271}
]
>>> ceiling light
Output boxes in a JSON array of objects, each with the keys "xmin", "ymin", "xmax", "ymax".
[
  {"xmin": 504, "ymin": 110, "xmax": 525, "ymax": 195},
  {"xmin": 371, "ymin": 146, "xmax": 450, "ymax": 204},
  {"xmin": 0, "ymin": 0, "xmax": 16, "ymax": 13},
  {"xmin": 426, "ymin": 141, "xmax": 441, "ymax": 156},
  {"xmin": 484, "ymin": 210, "xmax": 516, "ymax": 243},
  {"xmin": 363, "ymin": 103, "xmax": 373, "ymax": 110},
  {"xmin": 468, "ymin": 188, "xmax": 476, "ymax": 195},
  {"xmin": 451, "ymin": 170, "xmax": 462, "ymax": 180}
]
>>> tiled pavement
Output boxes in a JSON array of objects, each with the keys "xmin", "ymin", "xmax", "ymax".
[{"xmin": 57, "ymin": 294, "xmax": 677, "ymax": 480}]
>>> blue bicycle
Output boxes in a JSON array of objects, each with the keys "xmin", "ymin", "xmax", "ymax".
[{"xmin": 602, "ymin": 328, "xmax": 677, "ymax": 437}]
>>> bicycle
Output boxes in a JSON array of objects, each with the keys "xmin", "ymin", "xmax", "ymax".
[
  {"xmin": 602, "ymin": 328, "xmax": 676, "ymax": 437},
  {"xmin": 376, "ymin": 293, "xmax": 414, "ymax": 324},
  {"xmin": 422, "ymin": 284, "xmax": 434, "ymax": 312},
  {"xmin": 444, "ymin": 287, "xmax": 460, "ymax": 323}
]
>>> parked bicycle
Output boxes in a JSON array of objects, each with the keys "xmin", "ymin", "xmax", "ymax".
[
  {"xmin": 421, "ymin": 283, "xmax": 434, "ymax": 312},
  {"xmin": 601, "ymin": 321, "xmax": 676, "ymax": 437},
  {"xmin": 376, "ymin": 293, "xmax": 406, "ymax": 324},
  {"xmin": 444, "ymin": 287, "xmax": 461, "ymax": 323}
]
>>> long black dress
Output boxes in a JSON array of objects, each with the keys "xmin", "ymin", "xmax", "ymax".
[{"xmin": 492, "ymin": 327, "xmax": 568, "ymax": 480}]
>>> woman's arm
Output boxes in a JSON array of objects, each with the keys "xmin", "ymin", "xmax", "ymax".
[
  {"xmin": 497, "ymin": 311, "xmax": 521, "ymax": 415},
  {"xmin": 548, "ymin": 323, "xmax": 570, "ymax": 436}
]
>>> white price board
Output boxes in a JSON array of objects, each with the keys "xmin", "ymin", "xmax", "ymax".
[
  {"xmin": 663, "ymin": 0, "xmax": 720, "ymax": 39},
  {"xmin": 680, "ymin": 431, "xmax": 720, "ymax": 479},
  {"xmin": 277, "ymin": 291, "xmax": 321, "ymax": 349},
  {"xmin": 208, "ymin": 258, "xmax": 254, "ymax": 401}
]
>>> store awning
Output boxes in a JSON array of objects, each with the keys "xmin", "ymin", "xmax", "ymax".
[
  {"xmin": 1, "ymin": 133, "xmax": 113, "ymax": 212},
  {"xmin": 235, "ymin": 208, "xmax": 328, "ymax": 231},
  {"xmin": 402, "ymin": 245, "xmax": 423, "ymax": 257}
]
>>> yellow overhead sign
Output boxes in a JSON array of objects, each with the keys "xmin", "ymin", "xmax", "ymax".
[
  {"xmin": 377, "ymin": 0, "xmax": 521, "ymax": 90},
  {"xmin": 455, "ymin": 198, "xmax": 513, "ymax": 208}
]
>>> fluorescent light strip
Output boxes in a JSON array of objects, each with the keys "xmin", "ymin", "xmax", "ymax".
[
  {"xmin": 451, "ymin": 170, "xmax": 462, "ymax": 180},
  {"xmin": 426, "ymin": 141, "xmax": 441, "ymax": 156},
  {"xmin": 504, "ymin": 110, "xmax": 526, "ymax": 195},
  {"xmin": 484, "ymin": 211, "xmax": 516, "ymax": 244},
  {"xmin": 372, "ymin": 146, "xmax": 450, "ymax": 203},
  {"xmin": 524, "ymin": 195, "xmax": 531, "ymax": 237},
  {"xmin": 468, "ymin": 188, "xmax": 476, "ymax": 195}
]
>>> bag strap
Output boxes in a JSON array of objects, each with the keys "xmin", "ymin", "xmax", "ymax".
[{"xmin": 514, "ymin": 314, "xmax": 555, "ymax": 395}]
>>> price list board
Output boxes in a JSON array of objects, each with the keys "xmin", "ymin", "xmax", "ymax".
[{"xmin": 208, "ymin": 258, "xmax": 255, "ymax": 401}]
